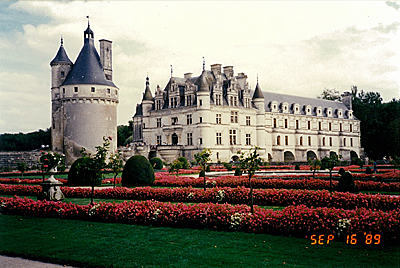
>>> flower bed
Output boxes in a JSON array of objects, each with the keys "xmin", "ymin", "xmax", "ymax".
[
  {"xmin": 1, "ymin": 184, "xmax": 398, "ymax": 211},
  {"xmin": 0, "ymin": 196, "xmax": 399, "ymax": 242}
]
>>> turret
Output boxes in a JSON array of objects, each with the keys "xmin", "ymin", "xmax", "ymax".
[
  {"xmin": 142, "ymin": 76, "xmax": 154, "ymax": 116},
  {"xmin": 50, "ymin": 37, "xmax": 72, "ymax": 89},
  {"xmin": 252, "ymin": 77, "xmax": 265, "ymax": 112}
]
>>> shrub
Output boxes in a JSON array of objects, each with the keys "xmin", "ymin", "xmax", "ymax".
[
  {"xmin": 199, "ymin": 170, "xmax": 206, "ymax": 178},
  {"xmin": 149, "ymin": 157, "xmax": 163, "ymax": 169},
  {"xmin": 177, "ymin": 157, "xmax": 189, "ymax": 169},
  {"xmin": 234, "ymin": 167, "xmax": 242, "ymax": 176},
  {"xmin": 351, "ymin": 157, "xmax": 363, "ymax": 168},
  {"xmin": 122, "ymin": 155, "xmax": 155, "ymax": 186},
  {"xmin": 206, "ymin": 165, "xmax": 211, "ymax": 172},
  {"xmin": 365, "ymin": 166, "xmax": 373, "ymax": 175},
  {"xmin": 222, "ymin": 162, "xmax": 233, "ymax": 171},
  {"xmin": 68, "ymin": 157, "xmax": 101, "ymax": 186},
  {"xmin": 337, "ymin": 172, "xmax": 355, "ymax": 193},
  {"xmin": 338, "ymin": 167, "xmax": 346, "ymax": 175},
  {"xmin": 294, "ymin": 164, "xmax": 300, "ymax": 170}
]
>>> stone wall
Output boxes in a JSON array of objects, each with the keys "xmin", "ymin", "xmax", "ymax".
[{"xmin": 0, "ymin": 151, "xmax": 42, "ymax": 169}]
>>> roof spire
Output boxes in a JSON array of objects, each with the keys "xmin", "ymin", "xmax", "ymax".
[
  {"xmin": 87, "ymin": 15, "xmax": 90, "ymax": 27},
  {"xmin": 84, "ymin": 16, "xmax": 94, "ymax": 39},
  {"xmin": 202, "ymin": 57, "xmax": 205, "ymax": 71},
  {"xmin": 60, "ymin": 35, "xmax": 63, "ymax": 46},
  {"xmin": 170, "ymin": 65, "xmax": 173, "ymax": 78},
  {"xmin": 257, "ymin": 74, "xmax": 259, "ymax": 84}
]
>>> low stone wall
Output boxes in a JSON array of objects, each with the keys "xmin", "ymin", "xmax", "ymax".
[{"xmin": 0, "ymin": 151, "xmax": 42, "ymax": 169}]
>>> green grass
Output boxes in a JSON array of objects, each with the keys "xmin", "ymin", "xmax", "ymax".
[{"xmin": 0, "ymin": 214, "xmax": 398, "ymax": 268}]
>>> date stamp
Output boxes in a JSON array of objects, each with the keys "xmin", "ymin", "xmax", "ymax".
[{"xmin": 310, "ymin": 233, "xmax": 381, "ymax": 245}]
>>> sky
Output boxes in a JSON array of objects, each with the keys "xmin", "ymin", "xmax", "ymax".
[{"xmin": 0, "ymin": 1, "xmax": 399, "ymax": 134}]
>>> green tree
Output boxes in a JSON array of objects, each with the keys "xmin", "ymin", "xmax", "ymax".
[
  {"xmin": 16, "ymin": 161, "xmax": 28, "ymax": 178},
  {"xmin": 0, "ymin": 128, "xmax": 51, "ymax": 151},
  {"xmin": 308, "ymin": 158, "xmax": 321, "ymax": 178},
  {"xmin": 108, "ymin": 149, "xmax": 124, "ymax": 189},
  {"xmin": 238, "ymin": 147, "xmax": 262, "ymax": 214},
  {"xmin": 77, "ymin": 137, "xmax": 110, "ymax": 204},
  {"xmin": 321, "ymin": 153, "xmax": 342, "ymax": 192},
  {"xmin": 117, "ymin": 121, "xmax": 133, "ymax": 147},
  {"xmin": 317, "ymin": 88, "xmax": 340, "ymax": 101},
  {"xmin": 194, "ymin": 148, "xmax": 212, "ymax": 191},
  {"xmin": 169, "ymin": 159, "xmax": 183, "ymax": 179}
]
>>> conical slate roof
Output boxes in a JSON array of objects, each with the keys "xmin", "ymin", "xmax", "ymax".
[
  {"xmin": 142, "ymin": 76, "xmax": 153, "ymax": 101},
  {"xmin": 50, "ymin": 39, "xmax": 72, "ymax": 66},
  {"xmin": 252, "ymin": 82, "xmax": 264, "ymax": 99},
  {"xmin": 195, "ymin": 70, "xmax": 214, "ymax": 92},
  {"xmin": 62, "ymin": 27, "xmax": 116, "ymax": 87}
]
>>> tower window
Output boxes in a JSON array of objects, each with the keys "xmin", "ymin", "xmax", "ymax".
[
  {"xmin": 308, "ymin": 136, "xmax": 311, "ymax": 146},
  {"xmin": 308, "ymin": 121, "xmax": 311, "ymax": 130},
  {"xmin": 296, "ymin": 120, "xmax": 299, "ymax": 129},
  {"xmin": 62, "ymin": 88, "xmax": 65, "ymax": 93},
  {"xmin": 61, "ymin": 71, "xmax": 65, "ymax": 77},
  {"xmin": 273, "ymin": 118, "xmax": 277, "ymax": 128},
  {"xmin": 329, "ymin": 123, "xmax": 332, "ymax": 131},
  {"xmin": 285, "ymin": 136, "xmax": 288, "ymax": 145},
  {"xmin": 107, "ymin": 88, "xmax": 110, "ymax": 94},
  {"xmin": 199, "ymin": 100, "xmax": 203, "ymax": 106},
  {"xmin": 74, "ymin": 87, "xmax": 78, "ymax": 92},
  {"xmin": 285, "ymin": 119, "xmax": 288, "ymax": 128},
  {"xmin": 277, "ymin": 136, "xmax": 281, "ymax": 145},
  {"xmin": 199, "ymin": 117, "xmax": 202, "ymax": 123},
  {"xmin": 319, "ymin": 122, "xmax": 321, "ymax": 131},
  {"xmin": 91, "ymin": 87, "xmax": 95, "ymax": 92},
  {"xmin": 300, "ymin": 136, "xmax": 303, "ymax": 146}
]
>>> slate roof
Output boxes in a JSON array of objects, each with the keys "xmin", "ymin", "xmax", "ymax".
[
  {"xmin": 62, "ymin": 35, "xmax": 116, "ymax": 87},
  {"xmin": 142, "ymin": 77, "xmax": 153, "ymax": 101},
  {"xmin": 263, "ymin": 91, "xmax": 350, "ymax": 117},
  {"xmin": 50, "ymin": 41, "xmax": 72, "ymax": 65},
  {"xmin": 252, "ymin": 83, "xmax": 264, "ymax": 99}
]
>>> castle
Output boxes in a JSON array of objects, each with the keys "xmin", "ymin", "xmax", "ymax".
[
  {"xmin": 50, "ymin": 22, "xmax": 118, "ymax": 165},
  {"xmin": 133, "ymin": 64, "xmax": 362, "ymax": 163}
]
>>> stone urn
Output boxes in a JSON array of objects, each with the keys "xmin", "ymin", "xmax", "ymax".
[{"xmin": 38, "ymin": 167, "xmax": 65, "ymax": 201}]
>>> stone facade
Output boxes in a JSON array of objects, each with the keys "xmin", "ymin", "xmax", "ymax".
[
  {"xmin": 133, "ymin": 64, "xmax": 362, "ymax": 163},
  {"xmin": 50, "ymin": 23, "xmax": 118, "ymax": 165}
]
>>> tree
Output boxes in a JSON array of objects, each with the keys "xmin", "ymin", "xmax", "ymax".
[
  {"xmin": 76, "ymin": 137, "xmax": 110, "ymax": 204},
  {"xmin": 117, "ymin": 121, "xmax": 133, "ymax": 147},
  {"xmin": 0, "ymin": 128, "xmax": 51, "ymax": 151},
  {"xmin": 168, "ymin": 159, "xmax": 183, "ymax": 179},
  {"xmin": 108, "ymin": 149, "xmax": 124, "ymax": 189},
  {"xmin": 16, "ymin": 161, "xmax": 28, "ymax": 178},
  {"xmin": 238, "ymin": 147, "xmax": 262, "ymax": 214},
  {"xmin": 321, "ymin": 153, "xmax": 342, "ymax": 192},
  {"xmin": 308, "ymin": 158, "xmax": 321, "ymax": 178},
  {"xmin": 194, "ymin": 148, "xmax": 212, "ymax": 191},
  {"xmin": 317, "ymin": 88, "xmax": 340, "ymax": 101}
]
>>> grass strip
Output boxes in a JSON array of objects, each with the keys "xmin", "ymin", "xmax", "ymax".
[{"xmin": 0, "ymin": 214, "xmax": 399, "ymax": 268}]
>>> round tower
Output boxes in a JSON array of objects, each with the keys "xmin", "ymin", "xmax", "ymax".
[
  {"xmin": 51, "ymin": 22, "xmax": 119, "ymax": 165},
  {"xmin": 252, "ymin": 78, "xmax": 266, "ymax": 160}
]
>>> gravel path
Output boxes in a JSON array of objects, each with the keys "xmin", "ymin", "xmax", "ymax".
[{"xmin": 0, "ymin": 255, "xmax": 77, "ymax": 268}]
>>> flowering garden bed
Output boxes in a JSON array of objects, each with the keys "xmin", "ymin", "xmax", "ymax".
[
  {"xmin": 1, "ymin": 196, "xmax": 399, "ymax": 243},
  {"xmin": 1, "ymin": 184, "xmax": 399, "ymax": 211}
]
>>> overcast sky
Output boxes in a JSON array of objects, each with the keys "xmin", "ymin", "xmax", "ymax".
[{"xmin": 0, "ymin": 1, "xmax": 399, "ymax": 134}]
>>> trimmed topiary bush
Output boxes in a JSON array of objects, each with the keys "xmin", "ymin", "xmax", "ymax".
[
  {"xmin": 177, "ymin": 157, "xmax": 189, "ymax": 169},
  {"xmin": 122, "ymin": 155, "xmax": 155, "ymax": 186},
  {"xmin": 337, "ymin": 171, "xmax": 355, "ymax": 193},
  {"xmin": 294, "ymin": 164, "xmax": 300, "ymax": 170},
  {"xmin": 67, "ymin": 157, "xmax": 101, "ymax": 186},
  {"xmin": 199, "ymin": 170, "xmax": 206, "ymax": 178},
  {"xmin": 222, "ymin": 162, "xmax": 233, "ymax": 171},
  {"xmin": 234, "ymin": 167, "xmax": 242, "ymax": 176},
  {"xmin": 149, "ymin": 157, "xmax": 163, "ymax": 170},
  {"xmin": 206, "ymin": 165, "xmax": 211, "ymax": 172},
  {"xmin": 338, "ymin": 167, "xmax": 346, "ymax": 175}
]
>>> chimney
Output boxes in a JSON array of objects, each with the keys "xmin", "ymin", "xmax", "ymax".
[
  {"xmin": 223, "ymin": 66, "xmax": 234, "ymax": 78},
  {"xmin": 211, "ymin": 64, "xmax": 222, "ymax": 76},
  {"xmin": 184, "ymin": 73, "xmax": 192, "ymax": 80},
  {"xmin": 99, "ymin": 39, "xmax": 113, "ymax": 81}
]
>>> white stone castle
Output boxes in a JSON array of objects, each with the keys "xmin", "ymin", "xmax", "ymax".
[
  {"xmin": 133, "ymin": 63, "xmax": 362, "ymax": 163},
  {"xmin": 50, "ymin": 22, "xmax": 118, "ymax": 165}
]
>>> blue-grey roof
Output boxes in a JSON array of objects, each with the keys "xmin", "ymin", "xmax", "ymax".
[
  {"xmin": 252, "ymin": 83, "xmax": 264, "ymax": 99},
  {"xmin": 263, "ymin": 91, "xmax": 350, "ymax": 117},
  {"xmin": 62, "ymin": 38, "xmax": 116, "ymax": 87},
  {"xmin": 142, "ymin": 77, "xmax": 153, "ymax": 101},
  {"xmin": 50, "ymin": 43, "xmax": 72, "ymax": 65}
]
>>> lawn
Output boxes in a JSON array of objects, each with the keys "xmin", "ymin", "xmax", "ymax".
[{"xmin": 1, "ymin": 214, "xmax": 398, "ymax": 268}]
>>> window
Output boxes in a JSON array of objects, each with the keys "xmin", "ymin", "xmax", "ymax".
[
  {"xmin": 199, "ymin": 138, "xmax": 202, "ymax": 145},
  {"xmin": 246, "ymin": 116, "xmax": 251, "ymax": 126},
  {"xmin": 170, "ymin": 98, "xmax": 174, "ymax": 108},
  {"xmin": 187, "ymin": 133, "xmax": 193, "ymax": 145},
  {"xmin": 157, "ymin": 135, "xmax": 162, "ymax": 145},
  {"xmin": 234, "ymin": 96, "xmax": 237, "ymax": 106},
  {"xmin": 319, "ymin": 122, "xmax": 321, "ymax": 131},
  {"xmin": 329, "ymin": 123, "xmax": 332, "ymax": 131},
  {"xmin": 350, "ymin": 138, "xmax": 353, "ymax": 147},
  {"xmin": 246, "ymin": 134, "xmax": 251, "ymax": 145},
  {"xmin": 300, "ymin": 136, "xmax": 303, "ymax": 146},
  {"xmin": 187, "ymin": 114, "xmax": 192, "ymax": 125},
  {"xmin": 308, "ymin": 121, "xmax": 311, "ymax": 130},
  {"xmin": 277, "ymin": 136, "xmax": 281, "ymax": 145},
  {"xmin": 329, "ymin": 137, "xmax": 333, "ymax": 146},
  {"xmin": 215, "ymin": 94, "xmax": 222, "ymax": 105},
  {"xmin": 172, "ymin": 117, "xmax": 178, "ymax": 125},
  {"xmin": 340, "ymin": 123, "xmax": 342, "ymax": 132},
  {"xmin": 62, "ymin": 88, "xmax": 65, "ymax": 93},
  {"xmin": 115, "ymin": 90, "xmax": 118, "ymax": 95},
  {"xmin": 199, "ymin": 117, "xmax": 202, "ymax": 123},
  {"xmin": 285, "ymin": 136, "xmax": 288, "ymax": 145},
  {"xmin": 285, "ymin": 119, "xmax": 288, "ymax": 128},
  {"xmin": 61, "ymin": 71, "xmax": 65, "ymax": 77},
  {"xmin": 143, "ymin": 123, "xmax": 145, "ymax": 129},
  {"xmin": 156, "ymin": 100, "xmax": 162, "ymax": 110},
  {"xmin": 230, "ymin": 111, "xmax": 238, "ymax": 123},
  {"xmin": 74, "ymin": 87, "xmax": 78, "ymax": 92},
  {"xmin": 273, "ymin": 118, "xmax": 277, "ymax": 128},
  {"xmin": 91, "ymin": 87, "xmax": 95, "ymax": 92},
  {"xmin": 216, "ymin": 114, "xmax": 221, "ymax": 124},
  {"xmin": 343, "ymin": 138, "xmax": 346, "ymax": 147},
  {"xmin": 308, "ymin": 136, "xmax": 311, "ymax": 146},
  {"xmin": 350, "ymin": 124, "xmax": 352, "ymax": 132},
  {"xmin": 296, "ymin": 120, "xmax": 299, "ymax": 129},
  {"xmin": 199, "ymin": 100, "xmax": 203, "ymax": 106},
  {"xmin": 229, "ymin": 96, "xmax": 233, "ymax": 106},
  {"xmin": 107, "ymin": 88, "xmax": 110, "ymax": 94},
  {"xmin": 186, "ymin": 95, "xmax": 192, "ymax": 106},
  {"xmin": 229, "ymin": 130, "xmax": 237, "ymax": 145},
  {"xmin": 322, "ymin": 137, "xmax": 325, "ymax": 146},
  {"xmin": 216, "ymin": 133, "xmax": 222, "ymax": 145},
  {"xmin": 157, "ymin": 118, "xmax": 162, "ymax": 128}
]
